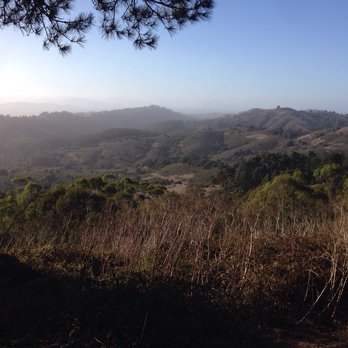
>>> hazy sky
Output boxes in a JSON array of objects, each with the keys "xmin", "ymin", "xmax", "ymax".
[{"xmin": 1, "ymin": 0, "xmax": 348, "ymax": 114}]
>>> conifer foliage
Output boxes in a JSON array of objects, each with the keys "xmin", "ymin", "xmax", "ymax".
[{"xmin": 0, "ymin": 0, "xmax": 214, "ymax": 53}]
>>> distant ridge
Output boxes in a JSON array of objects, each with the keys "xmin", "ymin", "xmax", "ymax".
[
  {"xmin": 38, "ymin": 105, "xmax": 193, "ymax": 130},
  {"xmin": 2, "ymin": 106, "xmax": 348, "ymax": 170},
  {"xmin": 0, "ymin": 105, "xmax": 192, "ymax": 146},
  {"xmin": 201, "ymin": 107, "xmax": 348, "ymax": 133},
  {"xmin": 0, "ymin": 102, "xmax": 81, "ymax": 116}
]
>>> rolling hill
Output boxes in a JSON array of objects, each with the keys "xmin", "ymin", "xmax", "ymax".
[
  {"xmin": 201, "ymin": 107, "xmax": 348, "ymax": 133},
  {"xmin": 38, "ymin": 105, "xmax": 193, "ymax": 130},
  {"xmin": 1, "ymin": 107, "xmax": 348, "ymax": 176}
]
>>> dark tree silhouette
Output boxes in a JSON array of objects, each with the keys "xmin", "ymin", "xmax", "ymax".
[{"xmin": 0, "ymin": 0, "xmax": 214, "ymax": 54}]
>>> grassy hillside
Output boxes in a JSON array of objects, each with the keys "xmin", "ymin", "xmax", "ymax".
[
  {"xmin": 2, "ymin": 107, "xmax": 348, "ymax": 190},
  {"xmin": 2, "ymin": 168, "xmax": 348, "ymax": 346},
  {"xmin": 39, "ymin": 105, "xmax": 192, "ymax": 130},
  {"xmin": 202, "ymin": 108, "xmax": 348, "ymax": 133}
]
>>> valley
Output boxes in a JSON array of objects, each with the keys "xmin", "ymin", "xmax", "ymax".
[
  {"xmin": 2, "ymin": 105, "xmax": 348, "ymax": 347},
  {"xmin": 1, "ymin": 106, "xmax": 348, "ymax": 188}
]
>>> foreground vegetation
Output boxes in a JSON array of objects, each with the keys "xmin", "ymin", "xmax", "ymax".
[{"xmin": 2, "ymin": 152, "xmax": 348, "ymax": 347}]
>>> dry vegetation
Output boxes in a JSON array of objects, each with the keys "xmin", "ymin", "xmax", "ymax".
[{"xmin": 2, "ymin": 188, "xmax": 348, "ymax": 346}]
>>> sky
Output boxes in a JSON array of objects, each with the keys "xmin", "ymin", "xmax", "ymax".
[{"xmin": 1, "ymin": 0, "xmax": 348, "ymax": 115}]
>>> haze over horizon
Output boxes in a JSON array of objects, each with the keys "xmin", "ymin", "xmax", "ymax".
[
  {"xmin": 1, "ymin": 0, "xmax": 348, "ymax": 115},
  {"xmin": 0, "ymin": 101, "xmax": 347, "ymax": 118}
]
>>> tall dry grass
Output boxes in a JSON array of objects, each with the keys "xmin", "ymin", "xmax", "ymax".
[{"xmin": 3, "ymin": 190, "xmax": 348, "ymax": 320}]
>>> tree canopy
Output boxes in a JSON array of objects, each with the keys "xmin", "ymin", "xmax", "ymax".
[{"xmin": 0, "ymin": 0, "xmax": 215, "ymax": 54}]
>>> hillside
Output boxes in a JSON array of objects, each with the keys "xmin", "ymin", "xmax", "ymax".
[
  {"xmin": 39, "ymin": 105, "xmax": 192, "ymax": 130},
  {"xmin": 1, "ymin": 107, "xmax": 348, "ymax": 179},
  {"xmin": 297, "ymin": 126, "xmax": 348, "ymax": 152},
  {"xmin": 202, "ymin": 107, "xmax": 348, "ymax": 133},
  {"xmin": 0, "ymin": 105, "xmax": 191, "ymax": 164},
  {"xmin": 2, "ymin": 164, "xmax": 348, "ymax": 347}
]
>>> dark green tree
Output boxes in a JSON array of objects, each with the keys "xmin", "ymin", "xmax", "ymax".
[{"xmin": 0, "ymin": 0, "xmax": 214, "ymax": 54}]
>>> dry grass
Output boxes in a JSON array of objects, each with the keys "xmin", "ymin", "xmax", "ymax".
[{"xmin": 3, "ymin": 190, "xmax": 348, "ymax": 324}]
